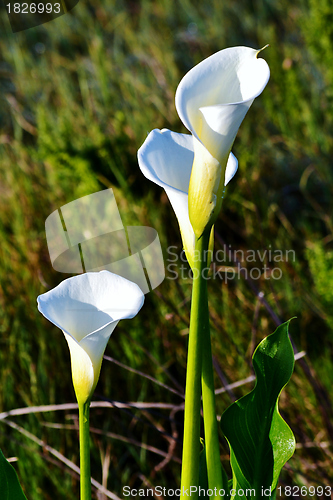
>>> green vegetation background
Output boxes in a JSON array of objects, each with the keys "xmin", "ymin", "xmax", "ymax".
[{"xmin": 1, "ymin": 0, "xmax": 333, "ymax": 498}]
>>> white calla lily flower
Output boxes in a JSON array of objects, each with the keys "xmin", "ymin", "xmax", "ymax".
[
  {"xmin": 138, "ymin": 128, "xmax": 237, "ymax": 267},
  {"xmin": 175, "ymin": 45, "xmax": 270, "ymax": 236},
  {"xmin": 37, "ymin": 271, "xmax": 144, "ymax": 405}
]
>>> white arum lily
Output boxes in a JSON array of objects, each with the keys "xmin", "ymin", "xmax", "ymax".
[
  {"xmin": 37, "ymin": 271, "xmax": 144, "ymax": 405},
  {"xmin": 138, "ymin": 128, "xmax": 237, "ymax": 268},
  {"xmin": 175, "ymin": 45, "xmax": 270, "ymax": 236}
]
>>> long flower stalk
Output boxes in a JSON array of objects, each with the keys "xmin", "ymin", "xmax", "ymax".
[
  {"xmin": 201, "ymin": 315, "xmax": 224, "ymax": 497},
  {"xmin": 79, "ymin": 401, "xmax": 92, "ymax": 500},
  {"xmin": 180, "ymin": 229, "xmax": 210, "ymax": 499}
]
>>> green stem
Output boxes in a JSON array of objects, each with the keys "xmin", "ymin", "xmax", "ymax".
[
  {"xmin": 180, "ymin": 230, "xmax": 210, "ymax": 500},
  {"xmin": 79, "ymin": 401, "xmax": 92, "ymax": 500},
  {"xmin": 202, "ymin": 325, "xmax": 224, "ymax": 497}
]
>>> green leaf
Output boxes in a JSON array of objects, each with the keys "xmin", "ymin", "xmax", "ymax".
[
  {"xmin": 220, "ymin": 321, "xmax": 295, "ymax": 500},
  {"xmin": 0, "ymin": 449, "xmax": 28, "ymax": 500}
]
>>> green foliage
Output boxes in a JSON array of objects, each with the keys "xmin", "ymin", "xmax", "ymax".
[
  {"xmin": 0, "ymin": 0, "xmax": 332, "ymax": 497},
  {"xmin": 302, "ymin": 0, "xmax": 333, "ymax": 88},
  {"xmin": 306, "ymin": 242, "xmax": 333, "ymax": 328},
  {"xmin": 0, "ymin": 450, "xmax": 28, "ymax": 500},
  {"xmin": 220, "ymin": 322, "xmax": 295, "ymax": 499}
]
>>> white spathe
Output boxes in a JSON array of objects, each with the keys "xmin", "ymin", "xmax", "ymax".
[
  {"xmin": 37, "ymin": 271, "xmax": 144, "ymax": 404},
  {"xmin": 137, "ymin": 128, "xmax": 237, "ymax": 266},
  {"xmin": 175, "ymin": 46, "xmax": 270, "ymax": 235},
  {"xmin": 175, "ymin": 46, "xmax": 270, "ymax": 164}
]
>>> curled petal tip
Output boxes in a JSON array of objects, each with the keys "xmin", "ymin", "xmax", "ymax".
[
  {"xmin": 224, "ymin": 152, "xmax": 238, "ymax": 186},
  {"xmin": 256, "ymin": 44, "xmax": 270, "ymax": 57}
]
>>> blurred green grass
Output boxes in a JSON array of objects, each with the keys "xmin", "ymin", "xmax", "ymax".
[{"xmin": 1, "ymin": 0, "xmax": 333, "ymax": 498}]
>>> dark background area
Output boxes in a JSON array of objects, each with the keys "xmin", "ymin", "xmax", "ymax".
[{"xmin": 0, "ymin": 0, "xmax": 333, "ymax": 498}]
